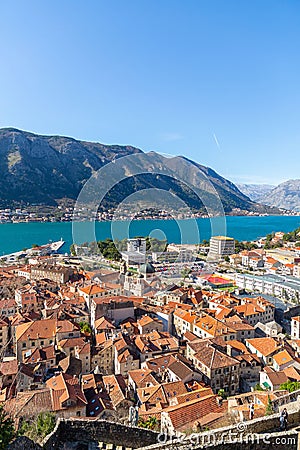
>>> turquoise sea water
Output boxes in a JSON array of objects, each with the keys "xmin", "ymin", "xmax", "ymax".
[{"xmin": 0, "ymin": 215, "xmax": 300, "ymax": 255}]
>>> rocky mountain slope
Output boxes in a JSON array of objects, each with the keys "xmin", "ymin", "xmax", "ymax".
[
  {"xmin": 236, "ymin": 183, "xmax": 275, "ymax": 201},
  {"xmin": 0, "ymin": 128, "xmax": 274, "ymax": 214},
  {"xmin": 260, "ymin": 179, "xmax": 300, "ymax": 212}
]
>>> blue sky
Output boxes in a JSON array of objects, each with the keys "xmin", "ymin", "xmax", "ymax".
[{"xmin": 0, "ymin": 0, "xmax": 299, "ymax": 185}]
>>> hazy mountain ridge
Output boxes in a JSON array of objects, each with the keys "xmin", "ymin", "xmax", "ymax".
[
  {"xmin": 236, "ymin": 183, "xmax": 275, "ymax": 201},
  {"xmin": 260, "ymin": 179, "xmax": 300, "ymax": 212},
  {"xmin": 0, "ymin": 128, "xmax": 275, "ymax": 214}
]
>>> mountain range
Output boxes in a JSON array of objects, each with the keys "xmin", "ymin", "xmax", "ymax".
[
  {"xmin": 0, "ymin": 128, "xmax": 277, "ymax": 215},
  {"xmin": 236, "ymin": 184, "xmax": 275, "ymax": 201},
  {"xmin": 237, "ymin": 180, "xmax": 300, "ymax": 212},
  {"xmin": 259, "ymin": 180, "xmax": 300, "ymax": 212}
]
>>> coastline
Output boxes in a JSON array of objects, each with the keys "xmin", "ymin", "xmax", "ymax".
[
  {"xmin": 1, "ymin": 215, "xmax": 300, "ymax": 256},
  {"xmin": 1, "ymin": 212, "xmax": 300, "ymax": 225}
]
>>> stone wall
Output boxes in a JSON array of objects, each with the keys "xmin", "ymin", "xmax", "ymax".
[
  {"xmin": 139, "ymin": 410, "xmax": 300, "ymax": 450},
  {"xmin": 21, "ymin": 409, "xmax": 300, "ymax": 450},
  {"xmin": 140, "ymin": 430, "xmax": 299, "ymax": 450},
  {"xmin": 8, "ymin": 436, "xmax": 42, "ymax": 450},
  {"xmin": 42, "ymin": 418, "xmax": 160, "ymax": 449}
]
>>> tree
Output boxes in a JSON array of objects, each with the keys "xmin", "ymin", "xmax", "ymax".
[
  {"xmin": 138, "ymin": 416, "xmax": 159, "ymax": 431},
  {"xmin": 181, "ymin": 267, "xmax": 191, "ymax": 281},
  {"xmin": 265, "ymin": 395, "xmax": 274, "ymax": 416},
  {"xmin": 70, "ymin": 244, "xmax": 76, "ymax": 256},
  {"xmin": 280, "ymin": 381, "xmax": 300, "ymax": 393},
  {"xmin": 146, "ymin": 237, "xmax": 167, "ymax": 253},
  {"xmin": 19, "ymin": 412, "xmax": 56, "ymax": 442},
  {"xmin": 217, "ymin": 389, "xmax": 227, "ymax": 399},
  {"xmin": 97, "ymin": 239, "xmax": 122, "ymax": 261},
  {"xmin": 79, "ymin": 321, "xmax": 92, "ymax": 334},
  {"xmin": 0, "ymin": 404, "xmax": 16, "ymax": 449},
  {"xmin": 36, "ymin": 412, "xmax": 56, "ymax": 438}
]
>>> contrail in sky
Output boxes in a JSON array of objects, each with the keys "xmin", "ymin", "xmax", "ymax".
[{"xmin": 213, "ymin": 133, "xmax": 221, "ymax": 150}]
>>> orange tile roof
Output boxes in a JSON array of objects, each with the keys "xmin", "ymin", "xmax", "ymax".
[
  {"xmin": 46, "ymin": 373, "xmax": 87, "ymax": 411},
  {"xmin": 0, "ymin": 298, "xmax": 17, "ymax": 309},
  {"xmin": 137, "ymin": 385, "xmax": 164, "ymax": 404},
  {"xmin": 103, "ymin": 374, "xmax": 126, "ymax": 408},
  {"xmin": 24, "ymin": 345, "xmax": 56, "ymax": 364},
  {"xmin": 16, "ymin": 319, "xmax": 57, "ymax": 341},
  {"xmin": 164, "ymin": 394, "xmax": 225, "ymax": 431},
  {"xmin": 95, "ymin": 332, "xmax": 108, "ymax": 346},
  {"xmin": 94, "ymin": 316, "xmax": 115, "ymax": 330},
  {"xmin": 79, "ymin": 285, "xmax": 106, "ymax": 295},
  {"xmin": 235, "ymin": 304, "xmax": 264, "ymax": 317},
  {"xmin": 273, "ymin": 349, "xmax": 294, "ymax": 367},
  {"xmin": 263, "ymin": 366, "xmax": 288, "ymax": 386},
  {"xmin": 224, "ymin": 315, "xmax": 255, "ymax": 331},
  {"xmin": 169, "ymin": 302, "xmax": 192, "ymax": 310},
  {"xmin": 81, "ymin": 373, "xmax": 97, "ymax": 390},
  {"xmin": 138, "ymin": 315, "xmax": 158, "ymax": 327},
  {"xmin": 58, "ymin": 337, "xmax": 87, "ymax": 349},
  {"xmin": 174, "ymin": 308, "xmax": 196, "ymax": 324},
  {"xmin": 246, "ymin": 337, "xmax": 279, "ymax": 357},
  {"xmin": 144, "ymin": 354, "xmax": 178, "ymax": 374},
  {"xmin": 128, "ymin": 369, "xmax": 159, "ymax": 388},
  {"xmin": 77, "ymin": 342, "xmax": 90, "ymax": 355},
  {"xmin": 194, "ymin": 343, "xmax": 239, "ymax": 370},
  {"xmin": 0, "ymin": 359, "xmax": 18, "ymax": 376},
  {"xmin": 227, "ymin": 340, "xmax": 249, "ymax": 354},
  {"xmin": 194, "ymin": 313, "xmax": 236, "ymax": 337},
  {"xmin": 56, "ymin": 320, "xmax": 81, "ymax": 333},
  {"xmin": 283, "ymin": 366, "xmax": 300, "ymax": 381},
  {"xmin": 175, "ymin": 387, "xmax": 214, "ymax": 404},
  {"xmin": 183, "ymin": 331, "xmax": 198, "ymax": 342}
]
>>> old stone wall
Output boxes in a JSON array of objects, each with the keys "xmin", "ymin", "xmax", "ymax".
[
  {"xmin": 139, "ymin": 410, "xmax": 300, "ymax": 450},
  {"xmin": 42, "ymin": 418, "xmax": 160, "ymax": 449},
  {"xmin": 8, "ymin": 436, "xmax": 42, "ymax": 450},
  {"xmin": 140, "ymin": 431, "xmax": 299, "ymax": 450},
  {"xmin": 28, "ymin": 409, "xmax": 300, "ymax": 450}
]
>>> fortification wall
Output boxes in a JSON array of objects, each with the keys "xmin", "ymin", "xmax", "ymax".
[
  {"xmin": 141, "ymin": 430, "xmax": 299, "ymax": 450},
  {"xmin": 8, "ymin": 436, "xmax": 42, "ymax": 450},
  {"xmin": 10, "ymin": 409, "xmax": 300, "ymax": 450},
  {"xmin": 139, "ymin": 410, "xmax": 300, "ymax": 450},
  {"xmin": 42, "ymin": 418, "xmax": 160, "ymax": 450}
]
